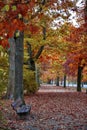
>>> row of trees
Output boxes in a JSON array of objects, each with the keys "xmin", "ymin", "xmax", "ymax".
[
  {"xmin": 0, "ymin": 0, "xmax": 87, "ymax": 113},
  {"xmin": 40, "ymin": 20, "xmax": 87, "ymax": 91}
]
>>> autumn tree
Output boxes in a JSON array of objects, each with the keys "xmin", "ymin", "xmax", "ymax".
[
  {"xmin": 0, "ymin": 0, "xmax": 59, "ymax": 113},
  {"xmin": 64, "ymin": 23, "xmax": 87, "ymax": 92}
]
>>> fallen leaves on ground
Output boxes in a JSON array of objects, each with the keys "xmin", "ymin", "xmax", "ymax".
[{"xmin": 0, "ymin": 86, "xmax": 87, "ymax": 130}]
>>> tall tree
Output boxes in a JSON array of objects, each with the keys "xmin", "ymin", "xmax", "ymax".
[
  {"xmin": 14, "ymin": 31, "xmax": 24, "ymax": 102},
  {"xmin": 64, "ymin": 25, "xmax": 87, "ymax": 92},
  {"xmin": 0, "ymin": 0, "xmax": 58, "ymax": 113},
  {"xmin": 6, "ymin": 38, "xmax": 15, "ymax": 99}
]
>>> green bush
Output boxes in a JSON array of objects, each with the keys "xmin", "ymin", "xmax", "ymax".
[
  {"xmin": 0, "ymin": 69, "xmax": 8, "ymax": 97},
  {"xmin": 0, "ymin": 55, "xmax": 8, "ymax": 97},
  {"xmin": 23, "ymin": 69, "xmax": 39, "ymax": 94}
]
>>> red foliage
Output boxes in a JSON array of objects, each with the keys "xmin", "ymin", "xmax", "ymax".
[
  {"xmin": 0, "ymin": 2, "xmax": 5, "ymax": 9},
  {"xmin": 0, "ymin": 39, "xmax": 9, "ymax": 48},
  {"xmin": 39, "ymin": 55, "xmax": 52, "ymax": 63},
  {"xmin": 29, "ymin": 24, "xmax": 39, "ymax": 34},
  {"xmin": 17, "ymin": 4, "xmax": 28, "ymax": 16}
]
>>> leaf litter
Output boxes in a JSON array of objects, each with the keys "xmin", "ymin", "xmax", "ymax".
[{"xmin": 0, "ymin": 87, "xmax": 87, "ymax": 130}]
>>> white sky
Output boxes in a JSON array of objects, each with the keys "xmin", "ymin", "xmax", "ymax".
[{"xmin": 52, "ymin": 0, "xmax": 85, "ymax": 28}]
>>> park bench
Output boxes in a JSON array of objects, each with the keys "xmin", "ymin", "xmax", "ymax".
[{"xmin": 11, "ymin": 98, "xmax": 31, "ymax": 116}]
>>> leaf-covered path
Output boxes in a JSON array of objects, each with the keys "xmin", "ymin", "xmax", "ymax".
[{"xmin": 0, "ymin": 86, "xmax": 87, "ymax": 130}]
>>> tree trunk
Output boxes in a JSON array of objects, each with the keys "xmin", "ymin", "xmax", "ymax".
[
  {"xmin": 28, "ymin": 58, "xmax": 35, "ymax": 71},
  {"xmin": 14, "ymin": 31, "xmax": 25, "ymax": 104},
  {"xmin": 6, "ymin": 38, "xmax": 15, "ymax": 99},
  {"xmin": 11, "ymin": 32, "xmax": 31, "ymax": 114},
  {"xmin": 27, "ymin": 42, "xmax": 44, "ymax": 86},
  {"xmin": 43, "ymin": 26, "xmax": 46, "ymax": 40},
  {"xmin": 64, "ymin": 75, "xmax": 66, "ymax": 88},
  {"xmin": 26, "ymin": 42, "xmax": 35, "ymax": 71},
  {"xmin": 35, "ymin": 62, "xmax": 40, "ymax": 87},
  {"xmin": 77, "ymin": 66, "xmax": 83, "ymax": 92},
  {"xmin": 56, "ymin": 76, "xmax": 59, "ymax": 86},
  {"xmin": 84, "ymin": 0, "xmax": 87, "ymax": 25}
]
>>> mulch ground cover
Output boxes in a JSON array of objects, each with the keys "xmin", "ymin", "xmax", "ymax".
[{"xmin": 0, "ymin": 87, "xmax": 87, "ymax": 130}]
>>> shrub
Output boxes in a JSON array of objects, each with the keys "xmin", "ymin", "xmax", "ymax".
[
  {"xmin": 23, "ymin": 69, "xmax": 39, "ymax": 94},
  {"xmin": 0, "ymin": 56, "xmax": 8, "ymax": 97},
  {"xmin": 0, "ymin": 69, "xmax": 8, "ymax": 97}
]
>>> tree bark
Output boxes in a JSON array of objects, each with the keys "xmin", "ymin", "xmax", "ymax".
[
  {"xmin": 84, "ymin": 0, "xmax": 87, "ymax": 24},
  {"xmin": 64, "ymin": 75, "xmax": 66, "ymax": 88},
  {"xmin": 14, "ymin": 31, "xmax": 25, "ymax": 104},
  {"xmin": 43, "ymin": 27, "xmax": 46, "ymax": 40},
  {"xmin": 35, "ymin": 45, "xmax": 44, "ymax": 59},
  {"xmin": 35, "ymin": 62, "xmax": 40, "ymax": 87},
  {"xmin": 6, "ymin": 38, "xmax": 15, "ymax": 99},
  {"xmin": 77, "ymin": 66, "xmax": 83, "ymax": 92},
  {"xmin": 56, "ymin": 76, "xmax": 59, "ymax": 86},
  {"xmin": 27, "ymin": 42, "xmax": 44, "ymax": 71}
]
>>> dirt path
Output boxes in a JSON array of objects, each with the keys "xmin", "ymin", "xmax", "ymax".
[
  {"xmin": 38, "ymin": 86, "xmax": 75, "ymax": 93},
  {"xmin": 38, "ymin": 84, "xmax": 85, "ymax": 93}
]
